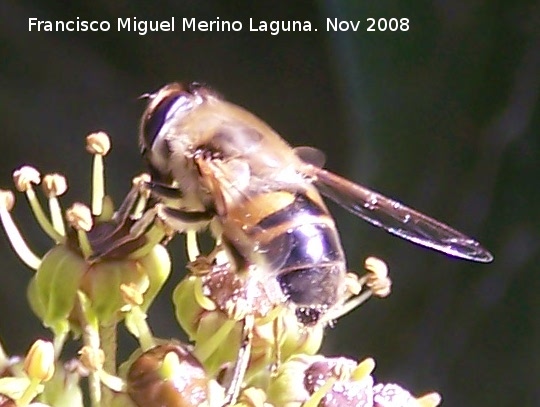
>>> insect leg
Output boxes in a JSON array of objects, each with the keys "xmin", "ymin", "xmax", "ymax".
[
  {"xmin": 88, "ymin": 181, "xmax": 155, "ymax": 259},
  {"xmin": 222, "ymin": 314, "xmax": 255, "ymax": 406},
  {"xmin": 142, "ymin": 179, "xmax": 184, "ymax": 200},
  {"xmin": 112, "ymin": 180, "xmax": 143, "ymax": 224}
]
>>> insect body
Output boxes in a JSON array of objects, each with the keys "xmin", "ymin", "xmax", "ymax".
[
  {"xmin": 139, "ymin": 82, "xmax": 356, "ymax": 325},
  {"xmin": 139, "ymin": 81, "xmax": 493, "ymax": 318},
  {"xmin": 138, "ymin": 82, "xmax": 493, "ymax": 402},
  {"xmin": 140, "ymin": 82, "xmax": 492, "ymax": 266}
]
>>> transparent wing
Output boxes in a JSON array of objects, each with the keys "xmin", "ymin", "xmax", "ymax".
[{"xmin": 308, "ymin": 166, "xmax": 493, "ymax": 263}]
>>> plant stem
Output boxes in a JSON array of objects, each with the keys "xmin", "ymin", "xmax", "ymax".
[
  {"xmin": 77, "ymin": 296, "xmax": 101, "ymax": 407},
  {"xmin": 17, "ymin": 377, "xmax": 41, "ymax": 406},
  {"xmin": 100, "ymin": 322, "xmax": 117, "ymax": 407}
]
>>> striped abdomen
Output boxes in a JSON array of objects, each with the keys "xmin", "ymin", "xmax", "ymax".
[{"xmin": 220, "ymin": 188, "xmax": 347, "ymax": 325}]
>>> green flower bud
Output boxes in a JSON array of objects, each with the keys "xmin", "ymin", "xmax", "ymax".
[
  {"xmin": 266, "ymin": 355, "xmax": 314, "ymax": 407},
  {"xmin": 136, "ymin": 244, "xmax": 171, "ymax": 313},
  {"xmin": 28, "ymin": 246, "xmax": 86, "ymax": 337},
  {"xmin": 193, "ymin": 310, "xmax": 243, "ymax": 376},
  {"xmin": 173, "ymin": 274, "xmax": 218, "ymax": 339},
  {"xmin": 4, "ymin": 135, "xmax": 173, "ymax": 343},
  {"xmin": 27, "ymin": 241, "xmax": 170, "ymax": 335},
  {"xmin": 172, "ymin": 272, "xmax": 248, "ymax": 377},
  {"xmin": 79, "ymin": 257, "xmax": 143, "ymax": 326},
  {"xmin": 173, "ymin": 264, "xmax": 323, "ymax": 384}
]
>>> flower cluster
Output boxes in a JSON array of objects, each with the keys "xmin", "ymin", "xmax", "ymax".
[{"xmin": 0, "ymin": 133, "xmax": 441, "ymax": 407}]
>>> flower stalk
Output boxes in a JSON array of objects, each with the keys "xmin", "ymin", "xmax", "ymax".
[
  {"xmin": 13, "ymin": 166, "xmax": 64, "ymax": 244},
  {"xmin": 0, "ymin": 190, "xmax": 41, "ymax": 270},
  {"xmin": 42, "ymin": 174, "xmax": 67, "ymax": 236},
  {"xmin": 85, "ymin": 132, "xmax": 111, "ymax": 217}
]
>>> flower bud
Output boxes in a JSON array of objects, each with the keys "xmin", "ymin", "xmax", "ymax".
[
  {"xmin": 266, "ymin": 355, "xmax": 314, "ymax": 406},
  {"xmin": 23, "ymin": 340, "xmax": 55, "ymax": 382},
  {"xmin": 27, "ymin": 245, "xmax": 87, "ymax": 336},
  {"xmin": 27, "ymin": 240, "xmax": 171, "ymax": 336},
  {"xmin": 135, "ymin": 244, "xmax": 172, "ymax": 314},
  {"xmin": 78, "ymin": 243, "xmax": 170, "ymax": 326},
  {"xmin": 173, "ymin": 265, "xmax": 289, "ymax": 379}
]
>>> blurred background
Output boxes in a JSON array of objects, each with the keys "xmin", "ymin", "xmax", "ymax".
[{"xmin": 0, "ymin": 1, "xmax": 538, "ymax": 406}]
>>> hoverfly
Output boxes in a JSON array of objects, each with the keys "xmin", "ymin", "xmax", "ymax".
[{"xmin": 138, "ymin": 82, "xmax": 492, "ymax": 403}]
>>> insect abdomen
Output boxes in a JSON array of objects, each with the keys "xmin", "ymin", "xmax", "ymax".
[{"xmin": 242, "ymin": 191, "xmax": 347, "ymax": 324}]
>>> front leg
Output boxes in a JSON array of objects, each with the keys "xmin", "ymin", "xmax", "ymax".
[
  {"xmin": 143, "ymin": 179, "xmax": 184, "ymax": 201},
  {"xmin": 140, "ymin": 178, "xmax": 216, "ymax": 232},
  {"xmin": 90, "ymin": 180, "xmax": 214, "ymax": 259}
]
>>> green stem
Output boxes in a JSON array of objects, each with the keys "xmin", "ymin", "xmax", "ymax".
[
  {"xmin": 48, "ymin": 196, "xmax": 66, "ymax": 236},
  {"xmin": 25, "ymin": 187, "xmax": 64, "ymax": 243},
  {"xmin": 100, "ymin": 322, "xmax": 117, "ymax": 407},
  {"xmin": 100, "ymin": 322, "xmax": 117, "ymax": 374},
  {"xmin": 53, "ymin": 331, "xmax": 68, "ymax": 358},
  {"xmin": 17, "ymin": 377, "xmax": 41, "ymax": 406},
  {"xmin": 130, "ymin": 306, "xmax": 156, "ymax": 352},
  {"xmin": 303, "ymin": 377, "xmax": 336, "ymax": 407},
  {"xmin": 77, "ymin": 229, "xmax": 93, "ymax": 259},
  {"xmin": 194, "ymin": 319, "xmax": 238, "ymax": 363},
  {"xmin": 78, "ymin": 298, "xmax": 101, "ymax": 407}
]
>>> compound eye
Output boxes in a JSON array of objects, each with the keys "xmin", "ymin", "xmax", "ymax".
[{"xmin": 140, "ymin": 93, "xmax": 192, "ymax": 152}]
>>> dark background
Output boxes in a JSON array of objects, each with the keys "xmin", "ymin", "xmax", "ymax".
[{"xmin": 0, "ymin": 1, "xmax": 538, "ymax": 406}]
